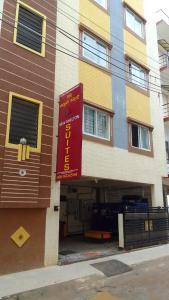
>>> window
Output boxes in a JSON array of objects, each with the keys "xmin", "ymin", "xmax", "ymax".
[
  {"xmin": 126, "ymin": 8, "xmax": 144, "ymax": 39},
  {"xmin": 82, "ymin": 31, "xmax": 109, "ymax": 68},
  {"xmin": 9, "ymin": 98, "xmax": 38, "ymax": 147},
  {"xmin": 14, "ymin": 1, "xmax": 46, "ymax": 56},
  {"xmin": 128, "ymin": 61, "xmax": 148, "ymax": 90},
  {"xmin": 6, "ymin": 93, "xmax": 42, "ymax": 152},
  {"xmin": 165, "ymin": 141, "xmax": 169, "ymax": 163},
  {"xmin": 131, "ymin": 124, "xmax": 150, "ymax": 150},
  {"xmin": 94, "ymin": 0, "xmax": 107, "ymax": 9},
  {"xmin": 83, "ymin": 105, "xmax": 110, "ymax": 140}
]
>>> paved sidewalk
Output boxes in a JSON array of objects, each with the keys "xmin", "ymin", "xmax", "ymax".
[{"xmin": 1, "ymin": 244, "xmax": 169, "ymax": 298}]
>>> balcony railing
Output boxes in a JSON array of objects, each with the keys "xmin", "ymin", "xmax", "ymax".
[
  {"xmin": 159, "ymin": 54, "xmax": 169, "ymax": 69},
  {"xmin": 162, "ymin": 102, "xmax": 169, "ymax": 118}
]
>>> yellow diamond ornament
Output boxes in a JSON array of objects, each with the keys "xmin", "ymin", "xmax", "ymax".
[{"xmin": 11, "ymin": 226, "xmax": 30, "ymax": 248}]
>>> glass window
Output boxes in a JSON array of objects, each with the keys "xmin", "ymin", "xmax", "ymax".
[
  {"xmin": 97, "ymin": 111, "xmax": 109, "ymax": 138},
  {"xmin": 126, "ymin": 9, "xmax": 135, "ymax": 29},
  {"xmin": 98, "ymin": 43, "xmax": 107, "ymax": 68},
  {"xmin": 82, "ymin": 32, "xmax": 108, "ymax": 68},
  {"xmin": 83, "ymin": 34, "xmax": 97, "ymax": 63},
  {"xmin": 84, "ymin": 105, "xmax": 110, "ymax": 140},
  {"xmin": 140, "ymin": 126, "xmax": 149, "ymax": 149},
  {"xmin": 94, "ymin": 0, "xmax": 107, "ymax": 9},
  {"xmin": 129, "ymin": 62, "xmax": 147, "ymax": 89},
  {"xmin": 84, "ymin": 106, "xmax": 96, "ymax": 135},
  {"xmin": 165, "ymin": 141, "xmax": 169, "ymax": 163},
  {"xmin": 131, "ymin": 124, "xmax": 150, "ymax": 150},
  {"xmin": 131, "ymin": 124, "xmax": 139, "ymax": 147},
  {"xmin": 126, "ymin": 8, "xmax": 144, "ymax": 38},
  {"xmin": 135, "ymin": 17, "xmax": 142, "ymax": 37}
]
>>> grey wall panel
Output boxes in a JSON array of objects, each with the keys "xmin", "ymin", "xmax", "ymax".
[{"xmin": 110, "ymin": 0, "xmax": 128, "ymax": 149}]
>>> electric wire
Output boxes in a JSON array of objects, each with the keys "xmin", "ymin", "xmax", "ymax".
[
  {"xmin": 55, "ymin": 6, "xmax": 169, "ymax": 84},
  {"xmin": 0, "ymin": 36, "xmax": 162, "ymax": 96},
  {"xmin": 2, "ymin": 0, "xmax": 169, "ymax": 85},
  {"xmin": 56, "ymin": 0, "xmax": 169, "ymax": 75},
  {"xmin": 2, "ymin": 0, "xmax": 168, "ymax": 82},
  {"xmin": 28, "ymin": 0, "xmax": 164, "ymax": 71},
  {"xmin": 0, "ymin": 12, "xmax": 163, "ymax": 94},
  {"xmin": 0, "ymin": 9, "xmax": 164, "ymax": 92}
]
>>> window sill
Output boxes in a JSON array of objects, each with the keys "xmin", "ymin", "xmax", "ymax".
[
  {"xmin": 124, "ymin": 26, "xmax": 146, "ymax": 44},
  {"xmin": 79, "ymin": 56, "xmax": 112, "ymax": 75},
  {"xmin": 126, "ymin": 82, "xmax": 150, "ymax": 96},
  {"xmin": 128, "ymin": 145, "xmax": 153, "ymax": 157},
  {"xmin": 5, "ymin": 142, "xmax": 41, "ymax": 153},
  {"xmin": 83, "ymin": 134, "xmax": 112, "ymax": 146},
  {"xmin": 13, "ymin": 40, "xmax": 45, "ymax": 57}
]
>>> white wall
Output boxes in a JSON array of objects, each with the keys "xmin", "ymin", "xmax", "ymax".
[
  {"xmin": 144, "ymin": 1, "xmax": 169, "ymax": 203},
  {"xmin": 45, "ymin": 0, "xmax": 80, "ymax": 266}
]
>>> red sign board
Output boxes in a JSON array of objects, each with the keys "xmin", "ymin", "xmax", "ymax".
[{"xmin": 56, "ymin": 83, "xmax": 83, "ymax": 181}]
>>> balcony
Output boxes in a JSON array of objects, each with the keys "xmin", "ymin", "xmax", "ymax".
[
  {"xmin": 162, "ymin": 102, "xmax": 169, "ymax": 119},
  {"xmin": 159, "ymin": 54, "xmax": 169, "ymax": 70},
  {"xmin": 156, "ymin": 10, "xmax": 169, "ymax": 46},
  {"xmin": 159, "ymin": 54, "xmax": 169, "ymax": 87}
]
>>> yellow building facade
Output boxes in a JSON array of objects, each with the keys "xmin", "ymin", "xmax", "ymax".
[{"xmin": 46, "ymin": 0, "xmax": 167, "ymax": 267}]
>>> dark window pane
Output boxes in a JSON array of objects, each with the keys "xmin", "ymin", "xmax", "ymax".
[
  {"xmin": 19, "ymin": 7, "xmax": 43, "ymax": 33},
  {"xmin": 166, "ymin": 141, "xmax": 169, "ymax": 162},
  {"xmin": 17, "ymin": 6, "xmax": 43, "ymax": 53},
  {"xmin": 9, "ymin": 97, "xmax": 39, "ymax": 147},
  {"xmin": 132, "ymin": 124, "xmax": 139, "ymax": 147},
  {"xmin": 17, "ymin": 27, "xmax": 42, "ymax": 53}
]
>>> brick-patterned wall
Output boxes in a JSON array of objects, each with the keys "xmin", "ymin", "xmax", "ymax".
[
  {"xmin": 0, "ymin": 0, "xmax": 57, "ymax": 273},
  {"xmin": 0, "ymin": 0, "xmax": 56, "ymax": 208}
]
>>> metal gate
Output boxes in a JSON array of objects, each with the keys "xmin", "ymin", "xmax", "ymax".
[{"xmin": 123, "ymin": 207, "xmax": 169, "ymax": 249}]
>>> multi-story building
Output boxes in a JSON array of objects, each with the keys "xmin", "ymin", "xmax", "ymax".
[
  {"xmin": 51, "ymin": 0, "xmax": 167, "ymax": 265},
  {"xmin": 155, "ymin": 9, "xmax": 169, "ymax": 202},
  {"xmin": 0, "ymin": 0, "xmax": 167, "ymax": 274},
  {"xmin": 0, "ymin": 0, "xmax": 56, "ymax": 274}
]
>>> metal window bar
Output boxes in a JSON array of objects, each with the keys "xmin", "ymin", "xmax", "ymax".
[
  {"xmin": 159, "ymin": 54, "xmax": 169, "ymax": 68},
  {"xmin": 162, "ymin": 102, "xmax": 169, "ymax": 118}
]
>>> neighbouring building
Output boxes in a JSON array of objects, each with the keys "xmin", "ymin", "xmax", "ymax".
[
  {"xmin": 0, "ymin": 0, "xmax": 56, "ymax": 274},
  {"xmin": 154, "ymin": 9, "xmax": 169, "ymax": 203}
]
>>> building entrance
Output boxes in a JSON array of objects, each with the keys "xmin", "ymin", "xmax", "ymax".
[{"xmin": 58, "ymin": 178, "xmax": 151, "ymax": 264}]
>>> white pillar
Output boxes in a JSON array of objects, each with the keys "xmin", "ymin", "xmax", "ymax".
[
  {"xmin": 151, "ymin": 179, "xmax": 164, "ymax": 207},
  {"xmin": 44, "ymin": 180, "xmax": 60, "ymax": 266},
  {"xmin": 44, "ymin": 95, "xmax": 60, "ymax": 266}
]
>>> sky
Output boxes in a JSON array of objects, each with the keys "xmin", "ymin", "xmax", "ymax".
[{"xmin": 145, "ymin": 0, "xmax": 169, "ymax": 15}]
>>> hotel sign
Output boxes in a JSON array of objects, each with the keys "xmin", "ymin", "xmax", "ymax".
[{"xmin": 56, "ymin": 84, "xmax": 83, "ymax": 181}]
